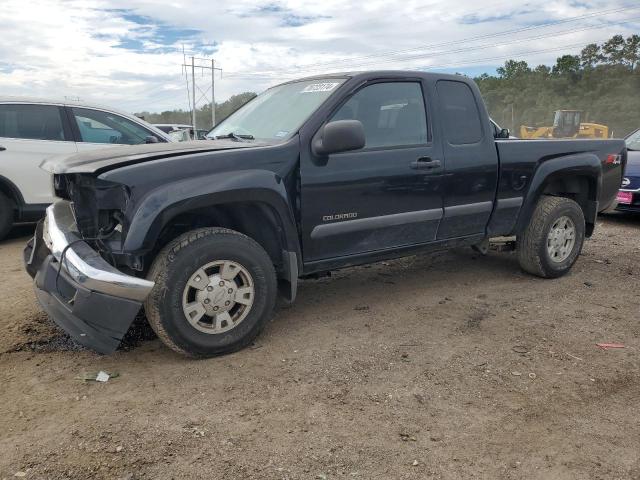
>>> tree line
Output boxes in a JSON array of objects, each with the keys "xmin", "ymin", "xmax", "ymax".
[
  {"xmin": 477, "ymin": 34, "xmax": 640, "ymax": 137},
  {"xmin": 137, "ymin": 34, "xmax": 639, "ymax": 138}
]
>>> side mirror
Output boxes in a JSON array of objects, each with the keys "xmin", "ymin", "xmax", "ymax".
[
  {"xmin": 312, "ymin": 120, "xmax": 365, "ymax": 156},
  {"xmin": 145, "ymin": 135, "xmax": 159, "ymax": 144},
  {"xmin": 498, "ymin": 128, "xmax": 510, "ymax": 139}
]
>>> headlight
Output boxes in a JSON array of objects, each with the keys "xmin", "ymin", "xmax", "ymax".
[{"xmin": 60, "ymin": 174, "xmax": 130, "ymax": 238}]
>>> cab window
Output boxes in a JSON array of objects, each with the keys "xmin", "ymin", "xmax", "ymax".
[
  {"xmin": 436, "ymin": 80, "xmax": 483, "ymax": 145},
  {"xmin": 0, "ymin": 104, "xmax": 67, "ymax": 141},
  {"xmin": 70, "ymin": 108, "xmax": 157, "ymax": 145},
  {"xmin": 331, "ymin": 82, "xmax": 428, "ymax": 149}
]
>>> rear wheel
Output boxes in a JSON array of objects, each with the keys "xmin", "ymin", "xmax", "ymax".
[
  {"xmin": 145, "ymin": 227, "xmax": 277, "ymax": 358},
  {"xmin": 517, "ymin": 196, "xmax": 585, "ymax": 278},
  {"xmin": 0, "ymin": 192, "xmax": 14, "ymax": 241}
]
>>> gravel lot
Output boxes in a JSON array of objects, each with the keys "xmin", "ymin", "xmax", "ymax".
[{"xmin": 1, "ymin": 216, "xmax": 639, "ymax": 479}]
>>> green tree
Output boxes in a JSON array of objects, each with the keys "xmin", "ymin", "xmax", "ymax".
[
  {"xmin": 533, "ymin": 64, "xmax": 551, "ymax": 76},
  {"xmin": 603, "ymin": 34, "xmax": 626, "ymax": 64},
  {"xmin": 496, "ymin": 60, "xmax": 530, "ymax": 79},
  {"xmin": 580, "ymin": 43, "xmax": 603, "ymax": 69},
  {"xmin": 475, "ymin": 34, "xmax": 640, "ymax": 137},
  {"xmin": 552, "ymin": 55, "xmax": 581, "ymax": 76},
  {"xmin": 623, "ymin": 34, "xmax": 640, "ymax": 70}
]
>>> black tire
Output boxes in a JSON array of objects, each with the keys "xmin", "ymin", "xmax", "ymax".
[
  {"xmin": 0, "ymin": 192, "xmax": 14, "ymax": 241},
  {"xmin": 144, "ymin": 227, "xmax": 277, "ymax": 358},
  {"xmin": 517, "ymin": 196, "xmax": 585, "ymax": 278}
]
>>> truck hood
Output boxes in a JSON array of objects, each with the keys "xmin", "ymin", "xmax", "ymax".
[{"xmin": 41, "ymin": 139, "xmax": 271, "ymax": 174}]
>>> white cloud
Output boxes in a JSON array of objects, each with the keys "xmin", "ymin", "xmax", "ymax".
[{"xmin": 0, "ymin": 0, "xmax": 637, "ymax": 113}]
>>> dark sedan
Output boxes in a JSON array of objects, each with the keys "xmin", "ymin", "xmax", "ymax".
[{"xmin": 616, "ymin": 129, "xmax": 640, "ymax": 213}]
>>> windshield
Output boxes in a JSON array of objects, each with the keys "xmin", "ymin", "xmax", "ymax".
[
  {"xmin": 626, "ymin": 129, "xmax": 640, "ymax": 150},
  {"xmin": 168, "ymin": 129, "xmax": 190, "ymax": 142},
  {"xmin": 207, "ymin": 78, "xmax": 346, "ymax": 141},
  {"xmin": 553, "ymin": 111, "xmax": 580, "ymax": 128}
]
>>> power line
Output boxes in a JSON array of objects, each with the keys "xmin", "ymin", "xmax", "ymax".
[
  {"xmin": 181, "ymin": 56, "xmax": 222, "ymax": 130},
  {"xmin": 286, "ymin": 4, "xmax": 640, "ymax": 72},
  {"xmin": 290, "ymin": 15, "xmax": 640, "ymax": 73},
  {"xmin": 403, "ymin": 39, "xmax": 614, "ymax": 71},
  {"xmin": 129, "ymin": 3, "xmax": 639, "ymax": 112},
  {"xmin": 225, "ymin": 36, "xmax": 617, "ymax": 85},
  {"xmin": 224, "ymin": 5, "xmax": 640, "ymax": 80}
]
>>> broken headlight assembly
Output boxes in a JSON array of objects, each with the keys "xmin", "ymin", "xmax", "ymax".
[{"xmin": 55, "ymin": 174, "xmax": 131, "ymax": 256}]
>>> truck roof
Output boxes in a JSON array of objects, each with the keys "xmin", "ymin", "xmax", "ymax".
[{"xmin": 273, "ymin": 70, "xmax": 469, "ymax": 88}]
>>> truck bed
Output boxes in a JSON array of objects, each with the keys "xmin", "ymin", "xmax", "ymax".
[{"xmin": 496, "ymin": 138, "xmax": 626, "ymax": 213}]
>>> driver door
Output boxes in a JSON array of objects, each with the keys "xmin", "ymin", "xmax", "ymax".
[{"xmin": 300, "ymin": 80, "xmax": 445, "ymax": 262}]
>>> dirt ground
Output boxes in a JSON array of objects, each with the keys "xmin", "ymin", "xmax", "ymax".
[{"xmin": 0, "ymin": 216, "xmax": 639, "ymax": 480}]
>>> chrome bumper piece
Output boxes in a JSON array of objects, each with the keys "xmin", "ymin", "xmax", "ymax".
[{"xmin": 43, "ymin": 200, "xmax": 154, "ymax": 302}]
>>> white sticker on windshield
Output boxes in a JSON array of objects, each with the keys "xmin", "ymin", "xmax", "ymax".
[{"xmin": 301, "ymin": 82, "xmax": 340, "ymax": 93}]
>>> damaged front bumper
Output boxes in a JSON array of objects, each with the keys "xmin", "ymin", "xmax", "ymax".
[{"xmin": 24, "ymin": 200, "xmax": 154, "ymax": 354}]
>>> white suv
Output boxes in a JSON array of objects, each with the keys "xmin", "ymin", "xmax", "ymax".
[{"xmin": 0, "ymin": 98, "xmax": 172, "ymax": 239}]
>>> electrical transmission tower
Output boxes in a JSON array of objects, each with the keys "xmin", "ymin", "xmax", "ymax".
[{"xmin": 182, "ymin": 53, "xmax": 222, "ymax": 131}]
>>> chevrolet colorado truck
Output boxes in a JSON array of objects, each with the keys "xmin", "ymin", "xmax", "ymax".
[{"xmin": 24, "ymin": 71, "xmax": 626, "ymax": 357}]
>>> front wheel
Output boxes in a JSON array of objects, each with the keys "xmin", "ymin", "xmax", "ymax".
[
  {"xmin": 145, "ymin": 228, "xmax": 277, "ymax": 358},
  {"xmin": 517, "ymin": 196, "xmax": 585, "ymax": 278}
]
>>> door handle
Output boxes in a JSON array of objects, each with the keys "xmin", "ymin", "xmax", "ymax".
[
  {"xmin": 0, "ymin": 146, "xmax": 6, "ymax": 152},
  {"xmin": 410, "ymin": 157, "xmax": 441, "ymax": 170}
]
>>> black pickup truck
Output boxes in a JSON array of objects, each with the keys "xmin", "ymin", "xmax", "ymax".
[{"xmin": 25, "ymin": 71, "xmax": 626, "ymax": 357}]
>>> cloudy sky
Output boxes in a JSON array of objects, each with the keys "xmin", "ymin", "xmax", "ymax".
[{"xmin": 1, "ymin": 0, "xmax": 638, "ymax": 114}]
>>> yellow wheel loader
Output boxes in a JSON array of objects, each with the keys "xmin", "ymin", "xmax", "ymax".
[{"xmin": 520, "ymin": 110, "xmax": 609, "ymax": 139}]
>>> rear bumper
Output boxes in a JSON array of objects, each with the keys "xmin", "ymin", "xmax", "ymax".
[
  {"xmin": 615, "ymin": 190, "xmax": 640, "ymax": 213},
  {"xmin": 24, "ymin": 201, "xmax": 154, "ymax": 354},
  {"xmin": 615, "ymin": 204, "xmax": 640, "ymax": 213}
]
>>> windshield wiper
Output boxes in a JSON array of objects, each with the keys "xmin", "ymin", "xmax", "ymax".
[{"xmin": 213, "ymin": 132, "xmax": 254, "ymax": 141}]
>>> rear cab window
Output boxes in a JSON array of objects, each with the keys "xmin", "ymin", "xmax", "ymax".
[
  {"xmin": 436, "ymin": 80, "xmax": 483, "ymax": 145},
  {"xmin": 0, "ymin": 104, "xmax": 69, "ymax": 141}
]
